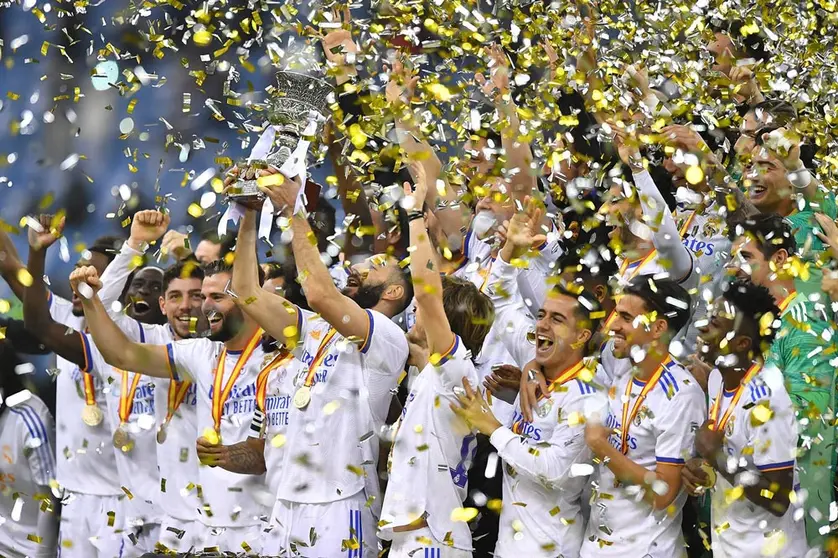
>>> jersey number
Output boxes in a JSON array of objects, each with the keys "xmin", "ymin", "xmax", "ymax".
[{"xmin": 450, "ymin": 434, "xmax": 477, "ymax": 488}]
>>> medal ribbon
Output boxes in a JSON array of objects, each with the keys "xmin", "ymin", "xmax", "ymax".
[
  {"xmin": 82, "ymin": 373, "xmax": 97, "ymax": 406},
  {"xmin": 164, "ymin": 380, "xmax": 193, "ymax": 423},
  {"xmin": 256, "ymin": 350, "xmax": 295, "ymax": 411},
  {"xmin": 777, "ymin": 291, "xmax": 796, "ymax": 313},
  {"xmin": 117, "ymin": 370, "xmax": 143, "ymax": 425},
  {"xmin": 678, "ymin": 209, "xmax": 698, "ymax": 238},
  {"xmin": 301, "ymin": 328, "xmax": 339, "ymax": 388},
  {"xmin": 603, "ymin": 250, "xmax": 659, "ymax": 331},
  {"xmin": 708, "ymin": 362, "xmax": 762, "ymax": 433},
  {"xmin": 619, "ymin": 356, "xmax": 673, "ymax": 455},
  {"xmin": 212, "ymin": 328, "xmax": 263, "ymax": 433},
  {"xmin": 547, "ymin": 360, "xmax": 587, "ymax": 394}
]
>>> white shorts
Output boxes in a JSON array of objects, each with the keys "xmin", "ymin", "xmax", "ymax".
[
  {"xmin": 388, "ymin": 527, "xmax": 472, "ymax": 558},
  {"xmin": 198, "ymin": 523, "xmax": 263, "ymax": 554},
  {"xmin": 156, "ymin": 517, "xmax": 206, "ymax": 554},
  {"xmin": 261, "ymin": 492, "xmax": 376, "ymax": 557},
  {"xmin": 58, "ymin": 492, "xmax": 124, "ymax": 558},
  {"xmin": 118, "ymin": 523, "xmax": 160, "ymax": 558}
]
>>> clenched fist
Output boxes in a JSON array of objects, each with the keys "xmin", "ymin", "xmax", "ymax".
[
  {"xmin": 69, "ymin": 265, "xmax": 102, "ymax": 299},
  {"xmin": 129, "ymin": 210, "xmax": 170, "ymax": 250}
]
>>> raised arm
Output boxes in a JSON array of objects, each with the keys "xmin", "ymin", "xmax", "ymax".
[
  {"xmin": 229, "ymin": 207, "xmax": 301, "ymax": 346},
  {"xmin": 71, "ymin": 266, "xmax": 171, "ymax": 378},
  {"xmin": 613, "ymin": 127, "xmax": 693, "ymax": 282},
  {"xmin": 487, "ymin": 199, "xmax": 547, "ymax": 367},
  {"xmin": 478, "ymin": 45, "xmax": 539, "ymax": 207},
  {"xmin": 662, "ymin": 125, "xmax": 759, "ymax": 227},
  {"xmin": 256, "ymin": 175, "xmax": 378, "ymax": 344},
  {"xmin": 0, "ymin": 226, "xmax": 27, "ymax": 301},
  {"xmin": 405, "ymin": 168, "xmax": 455, "ymax": 356},
  {"xmin": 99, "ymin": 210, "xmax": 171, "ymax": 309},
  {"xmin": 22, "ymin": 215, "xmax": 86, "ymax": 367}
]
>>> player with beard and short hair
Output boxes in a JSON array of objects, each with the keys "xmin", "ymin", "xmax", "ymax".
[
  {"xmin": 6, "ymin": 217, "xmax": 127, "ymax": 558},
  {"xmin": 458, "ymin": 200, "xmax": 609, "ymax": 558},
  {"xmin": 579, "ymin": 277, "xmax": 706, "ymax": 558},
  {"xmin": 66, "ymin": 253, "xmax": 276, "ymax": 553},
  {"xmin": 22, "ymin": 214, "xmax": 173, "ymax": 556},
  {"xmin": 220, "ymin": 170, "xmax": 412, "ymax": 557},
  {"xmin": 682, "ymin": 279, "xmax": 807, "ymax": 558},
  {"xmin": 92, "ymin": 210, "xmax": 212, "ymax": 552}
]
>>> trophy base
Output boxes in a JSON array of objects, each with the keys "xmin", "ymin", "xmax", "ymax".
[{"xmin": 224, "ymin": 179, "xmax": 266, "ymax": 204}]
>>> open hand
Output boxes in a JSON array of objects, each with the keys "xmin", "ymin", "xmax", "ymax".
[
  {"xmin": 160, "ymin": 230, "xmax": 192, "ymax": 262},
  {"xmin": 475, "ymin": 44, "xmax": 510, "ymax": 102},
  {"xmin": 319, "ymin": 6, "xmax": 358, "ymax": 85},
  {"xmin": 385, "ymin": 59, "xmax": 418, "ymax": 107},
  {"xmin": 499, "ymin": 197, "xmax": 547, "ymax": 261},
  {"xmin": 27, "ymin": 214, "xmax": 65, "ymax": 251},
  {"xmin": 483, "ymin": 364, "xmax": 522, "ymax": 395},
  {"xmin": 450, "ymin": 377, "xmax": 502, "ymax": 436}
]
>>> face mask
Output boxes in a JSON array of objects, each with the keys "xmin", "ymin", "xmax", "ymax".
[{"xmin": 472, "ymin": 210, "xmax": 497, "ymax": 240}]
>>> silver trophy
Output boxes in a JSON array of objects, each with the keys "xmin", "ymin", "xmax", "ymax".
[{"xmin": 227, "ymin": 71, "xmax": 333, "ymax": 202}]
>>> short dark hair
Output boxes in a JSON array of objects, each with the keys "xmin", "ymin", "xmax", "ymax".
[
  {"xmin": 751, "ymin": 100, "xmax": 797, "ymax": 129},
  {"xmin": 204, "ymin": 258, "xmax": 265, "ymax": 287},
  {"xmin": 308, "ymin": 200, "xmax": 337, "ymax": 246},
  {"xmin": 200, "ymin": 230, "xmax": 236, "ymax": 259},
  {"xmin": 721, "ymin": 278, "xmax": 781, "ymax": 351},
  {"xmin": 266, "ymin": 258, "xmax": 310, "ymax": 310},
  {"xmin": 263, "ymin": 262, "xmax": 284, "ymax": 282},
  {"xmin": 730, "ymin": 213, "xmax": 797, "ymax": 259},
  {"xmin": 440, "ymin": 275, "xmax": 494, "ymax": 360},
  {"xmin": 623, "ymin": 276, "xmax": 691, "ymax": 334},
  {"xmin": 163, "ymin": 259, "xmax": 205, "ymax": 293},
  {"xmin": 550, "ymin": 282, "xmax": 603, "ymax": 335},
  {"xmin": 89, "ymin": 236, "xmax": 124, "ymax": 263}
]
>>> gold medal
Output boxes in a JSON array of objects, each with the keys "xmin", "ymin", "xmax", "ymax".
[
  {"xmin": 293, "ymin": 386, "xmax": 312, "ymax": 409},
  {"xmin": 81, "ymin": 404, "xmax": 104, "ymax": 427},
  {"xmin": 700, "ymin": 463, "xmax": 717, "ymax": 488},
  {"xmin": 156, "ymin": 422, "xmax": 168, "ymax": 445},
  {"xmin": 112, "ymin": 427, "xmax": 133, "ymax": 453}
]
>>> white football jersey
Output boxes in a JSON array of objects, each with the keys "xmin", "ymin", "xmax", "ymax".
[
  {"xmin": 48, "ymin": 293, "xmax": 121, "ymax": 496},
  {"xmin": 81, "ymin": 327, "xmax": 163, "ymax": 525},
  {"xmin": 249, "ymin": 355, "xmax": 301, "ymax": 497},
  {"xmin": 166, "ymin": 337, "xmax": 274, "ymax": 527},
  {"xmin": 380, "ymin": 336, "xmax": 478, "ymax": 551},
  {"xmin": 0, "ymin": 394, "xmax": 57, "ymax": 558},
  {"xmin": 676, "ymin": 204, "xmax": 732, "ymax": 356},
  {"xmin": 580, "ymin": 357, "xmax": 706, "ymax": 558},
  {"xmin": 99, "ymin": 241, "xmax": 202, "ymax": 522},
  {"xmin": 706, "ymin": 368, "xmax": 807, "ymax": 558},
  {"xmin": 277, "ymin": 308, "xmax": 407, "ymax": 508},
  {"xmin": 492, "ymin": 366, "xmax": 608, "ymax": 557}
]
